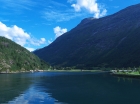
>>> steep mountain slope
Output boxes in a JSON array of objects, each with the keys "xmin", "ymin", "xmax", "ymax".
[
  {"xmin": 34, "ymin": 3, "xmax": 140, "ymax": 68},
  {"xmin": 0, "ymin": 36, "xmax": 50, "ymax": 72}
]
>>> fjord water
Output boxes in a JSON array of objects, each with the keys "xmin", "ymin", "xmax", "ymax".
[{"xmin": 1, "ymin": 72, "xmax": 140, "ymax": 104}]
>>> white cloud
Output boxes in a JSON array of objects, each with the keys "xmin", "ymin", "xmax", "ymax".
[
  {"xmin": 0, "ymin": 22, "xmax": 30, "ymax": 46},
  {"xmin": 54, "ymin": 26, "xmax": 67, "ymax": 38},
  {"xmin": 70, "ymin": 0, "xmax": 107, "ymax": 18},
  {"xmin": 48, "ymin": 40, "xmax": 53, "ymax": 44},
  {"xmin": 25, "ymin": 47, "xmax": 35, "ymax": 52},
  {"xmin": 40, "ymin": 38, "xmax": 46, "ymax": 43},
  {"xmin": 43, "ymin": 1, "xmax": 104, "ymax": 22},
  {"xmin": 0, "ymin": 22, "xmax": 46, "ymax": 50},
  {"xmin": 71, "ymin": 4, "xmax": 81, "ymax": 12},
  {"xmin": 29, "ymin": 38, "xmax": 46, "ymax": 46},
  {"xmin": 94, "ymin": 9, "xmax": 107, "ymax": 18},
  {"xmin": 42, "ymin": 1, "xmax": 91, "ymax": 22}
]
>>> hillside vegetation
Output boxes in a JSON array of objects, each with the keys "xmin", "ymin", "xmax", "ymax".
[{"xmin": 0, "ymin": 36, "xmax": 50, "ymax": 73}]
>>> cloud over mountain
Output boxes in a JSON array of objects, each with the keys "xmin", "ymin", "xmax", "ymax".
[
  {"xmin": 70, "ymin": 0, "xmax": 107, "ymax": 18},
  {"xmin": 54, "ymin": 26, "xmax": 67, "ymax": 38},
  {"xmin": 0, "ymin": 22, "xmax": 46, "ymax": 51}
]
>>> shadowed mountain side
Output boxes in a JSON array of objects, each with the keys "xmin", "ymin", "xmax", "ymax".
[{"xmin": 34, "ymin": 3, "xmax": 140, "ymax": 69}]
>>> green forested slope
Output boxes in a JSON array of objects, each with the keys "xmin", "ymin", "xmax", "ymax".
[{"xmin": 0, "ymin": 36, "xmax": 50, "ymax": 72}]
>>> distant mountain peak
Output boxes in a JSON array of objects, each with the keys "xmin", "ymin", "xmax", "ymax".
[
  {"xmin": 34, "ymin": 3, "xmax": 140, "ymax": 68},
  {"xmin": 80, "ymin": 17, "xmax": 97, "ymax": 25}
]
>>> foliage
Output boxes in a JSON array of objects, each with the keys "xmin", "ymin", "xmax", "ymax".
[{"xmin": 0, "ymin": 36, "xmax": 50, "ymax": 72}]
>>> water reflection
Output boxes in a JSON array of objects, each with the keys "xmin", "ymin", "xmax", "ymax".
[
  {"xmin": 0, "ymin": 73, "xmax": 31, "ymax": 103},
  {"xmin": 8, "ymin": 85, "xmax": 55, "ymax": 104},
  {"xmin": 117, "ymin": 77, "xmax": 133, "ymax": 83},
  {"xmin": 36, "ymin": 72, "xmax": 140, "ymax": 104},
  {"xmin": 1, "ymin": 72, "xmax": 140, "ymax": 104}
]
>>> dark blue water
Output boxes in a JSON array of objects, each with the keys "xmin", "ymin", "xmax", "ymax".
[{"xmin": 0, "ymin": 71, "xmax": 140, "ymax": 104}]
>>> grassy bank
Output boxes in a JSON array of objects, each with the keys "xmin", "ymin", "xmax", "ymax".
[{"xmin": 111, "ymin": 69, "xmax": 140, "ymax": 78}]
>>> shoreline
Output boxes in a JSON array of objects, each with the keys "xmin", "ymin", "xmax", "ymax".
[
  {"xmin": 111, "ymin": 70, "xmax": 140, "ymax": 78},
  {"xmin": 0, "ymin": 69, "xmax": 105, "ymax": 74}
]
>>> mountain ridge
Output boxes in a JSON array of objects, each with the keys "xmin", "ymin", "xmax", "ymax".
[{"xmin": 34, "ymin": 3, "xmax": 140, "ymax": 69}]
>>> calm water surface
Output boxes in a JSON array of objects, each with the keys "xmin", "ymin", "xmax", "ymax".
[{"xmin": 0, "ymin": 71, "xmax": 140, "ymax": 104}]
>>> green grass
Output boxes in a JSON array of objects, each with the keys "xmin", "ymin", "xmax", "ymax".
[
  {"xmin": 128, "ymin": 71, "xmax": 140, "ymax": 75},
  {"xmin": 113, "ymin": 71, "xmax": 140, "ymax": 76}
]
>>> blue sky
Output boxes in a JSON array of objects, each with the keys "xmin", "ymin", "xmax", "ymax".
[{"xmin": 0, "ymin": 0, "xmax": 139, "ymax": 51}]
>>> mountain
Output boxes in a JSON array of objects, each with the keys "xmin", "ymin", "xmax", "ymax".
[
  {"xmin": 0, "ymin": 36, "xmax": 50, "ymax": 72},
  {"xmin": 34, "ymin": 3, "xmax": 140, "ymax": 69}
]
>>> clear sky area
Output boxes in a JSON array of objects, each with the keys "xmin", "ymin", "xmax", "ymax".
[{"xmin": 0, "ymin": 0, "xmax": 140, "ymax": 51}]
